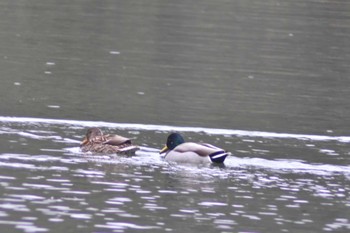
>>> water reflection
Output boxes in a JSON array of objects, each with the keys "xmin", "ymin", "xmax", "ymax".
[
  {"xmin": 0, "ymin": 157, "xmax": 349, "ymax": 233},
  {"xmin": 0, "ymin": 120, "xmax": 350, "ymax": 233}
]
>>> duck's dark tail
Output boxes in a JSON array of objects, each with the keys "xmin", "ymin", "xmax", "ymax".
[{"xmin": 209, "ymin": 151, "xmax": 230, "ymax": 163}]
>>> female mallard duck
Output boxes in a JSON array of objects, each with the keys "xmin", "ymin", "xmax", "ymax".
[
  {"xmin": 80, "ymin": 127, "xmax": 139, "ymax": 155},
  {"xmin": 159, "ymin": 133, "xmax": 230, "ymax": 164}
]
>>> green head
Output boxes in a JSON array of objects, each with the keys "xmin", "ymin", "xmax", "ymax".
[
  {"xmin": 166, "ymin": 133, "xmax": 185, "ymax": 150},
  {"xmin": 159, "ymin": 132, "xmax": 185, "ymax": 154}
]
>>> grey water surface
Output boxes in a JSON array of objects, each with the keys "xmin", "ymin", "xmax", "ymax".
[{"xmin": 0, "ymin": 0, "xmax": 350, "ymax": 232}]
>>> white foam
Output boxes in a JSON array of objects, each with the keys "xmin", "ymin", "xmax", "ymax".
[
  {"xmin": 1, "ymin": 116, "xmax": 350, "ymax": 142},
  {"xmin": 227, "ymin": 156, "xmax": 350, "ymax": 175}
]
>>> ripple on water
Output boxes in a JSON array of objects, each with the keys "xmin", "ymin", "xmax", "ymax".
[
  {"xmin": 198, "ymin": 202, "xmax": 228, "ymax": 207},
  {"xmin": 324, "ymin": 219, "xmax": 350, "ymax": 231},
  {"xmin": 0, "ymin": 116, "xmax": 350, "ymax": 233},
  {"xmin": 7, "ymin": 194, "xmax": 45, "ymax": 201},
  {"xmin": 70, "ymin": 213, "xmax": 92, "ymax": 220},
  {"xmin": 95, "ymin": 222, "xmax": 161, "ymax": 230},
  {"xmin": 13, "ymin": 222, "xmax": 48, "ymax": 232},
  {"xmin": 106, "ymin": 197, "xmax": 132, "ymax": 205}
]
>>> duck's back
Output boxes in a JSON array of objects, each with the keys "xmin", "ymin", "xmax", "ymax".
[
  {"xmin": 175, "ymin": 142, "xmax": 222, "ymax": 156},
  {"xmin": 164, "ymin": 150, "xmax": 211, "ymax": 163},
  {"xmin": 164, "ymin": 142, "xmax": 219, "ymax": 163},
  {"xmin": 165, "ymin": 142, "xmax": 229, "ymax": 163}
]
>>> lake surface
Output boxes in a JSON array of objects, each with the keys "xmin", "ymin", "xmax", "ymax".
[{"xmin": 0, "ymin": 0, "xmax": 350, "ymax": 232}]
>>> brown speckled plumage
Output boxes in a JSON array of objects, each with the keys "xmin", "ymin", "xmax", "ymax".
[{"xmin": 80, "ymin": 128, "xmax": 139, "ymax": 155}]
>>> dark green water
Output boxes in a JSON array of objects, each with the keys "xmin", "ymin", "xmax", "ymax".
[
  {"xmin": 1, "ymin": 0, "xmax": 350, "ymax": 134},
  {"xmin": 0, "ymin": 0, "xmax": 350, "ymax": 232}
]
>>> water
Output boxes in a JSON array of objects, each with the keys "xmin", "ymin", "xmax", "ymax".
[
  {"xmin": 1, "ymin": 0, "xmax": 350, "ymax": 232},
  {"xmin": 0, "ymin": 117, "xmax": 349, "ymax": 233}
]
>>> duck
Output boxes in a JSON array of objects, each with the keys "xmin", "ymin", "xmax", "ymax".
[
  {"xmin": 159, "ymin": 133, "xmax": 230, "ymax": 164},
  {"xmin": 80, "ymin": 127, "xmax": 139, "ymax": 155}
]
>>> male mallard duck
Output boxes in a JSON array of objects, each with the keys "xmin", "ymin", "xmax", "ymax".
[
  {"xmin": 80, "ymin": 127, "xmax": 139, "ymax": 155},
  {"xmin": 159, "ymin": 133, "xmax": 230, "ymax": 163}
]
